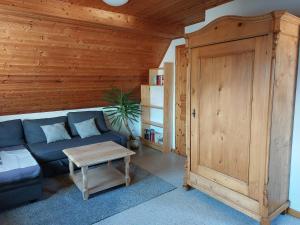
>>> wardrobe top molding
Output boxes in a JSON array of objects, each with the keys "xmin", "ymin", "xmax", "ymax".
[{"xmin": 186, "ymin": 11, "xmax": 300, "ymax": 49}]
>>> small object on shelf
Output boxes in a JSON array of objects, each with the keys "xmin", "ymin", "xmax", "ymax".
[
  {"xmin": 155, "ymin": 132, "xmax": 163, "ymax": 145},
  {"xmin": 150, "ymin": 129, "xmax": 155, "ymax": 142},
  {"xmin": 143, "ymin": 129, "xmax": 163, "ymax": 145},
  {"xmin": 145, "ymin": 129, "xmax": 149, "ymax": 141},
  {"xmin": 144, "ymin": 129, "xmax": 150, "ymax": 140},
  {"xmin": 156, "ymin": 75, "xmax": 163, "ymax": 85},
  {"xmin": 158, "ymin": 138, "xmax": 163, "ymax": 145}
]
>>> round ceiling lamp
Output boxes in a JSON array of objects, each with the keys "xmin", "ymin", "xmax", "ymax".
[{"xmin": 102, "ymin": 0, "xmax": 128, "ymax": 7}]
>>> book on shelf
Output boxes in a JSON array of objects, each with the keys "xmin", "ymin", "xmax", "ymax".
[
  {"xmin": 151, "ymin": 75, "xmax": 164, "ymax": 86},
  {"xmin": 143, "ymin": 128, "xmax": 163, "ymax": 145}
]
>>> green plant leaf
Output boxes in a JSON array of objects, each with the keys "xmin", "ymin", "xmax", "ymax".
[{"xmin": 102, "ymin": 87, "xmax": 141, "ymax": 137}]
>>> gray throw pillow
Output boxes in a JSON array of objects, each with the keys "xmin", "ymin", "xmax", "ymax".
[
  {"xmin": 23, "ymin": 116, "xmax": 68, "ymax": 144},
  {"xmin": 67, "ymin": 111, "xmax": 109, "ymax": 136},
  {"xmin": 74, "ymin": 118, "xmax": 101, "ymax": 139},
  {"xmin": 41, "ymin": 123, "xmax": 71, "ymax": 144}
]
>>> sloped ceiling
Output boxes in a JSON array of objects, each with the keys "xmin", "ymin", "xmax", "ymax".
[
  {"xmin": 0, "ymin": 0, "xmax": 232, "ymax": 38},
  {"xmin": 0, "ymin": 0, "xmax": 230, "ymax": 115},
  {"xmin": 62, "ymin": 0, "xmax": 231, "ymax": 26}
]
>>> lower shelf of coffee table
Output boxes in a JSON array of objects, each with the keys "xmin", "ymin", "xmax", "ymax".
[{"xmin": 71, "ymin": 165, "xmax": 125, "ymax": 196}]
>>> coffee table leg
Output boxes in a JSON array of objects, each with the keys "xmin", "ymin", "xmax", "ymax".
[
  {"xmin": 82, "ymin": 166, "xmax": 89, "ymax": 200},
  {"xmin": 124, "ymin": 156, "xmax": 131, "ymax": 186},
  {"xmin": 69, "ymin": 159, "xmax": 74, "ymax": 177}
]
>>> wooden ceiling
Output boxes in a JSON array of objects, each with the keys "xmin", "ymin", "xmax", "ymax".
[
  {"xmin": 62, "ymin": 0, "xmax": 231, "ymax": 26},
  {"xmin": 0, "ymin": 0, "xmax": 231, "ymax": 39}
]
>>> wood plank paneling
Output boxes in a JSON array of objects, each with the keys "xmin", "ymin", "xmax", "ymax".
[
  {"xmin": 61, "ymin": 0, "xmax": 232, "ymax": 26},
  {"xmin": 196, "ymin": 48, "xmax": 254, "ymax": 183},
  {"xmin": 163, "ymin": 63, "xmax": 174, "ymax": 153},
  {"xmin": 0, "ymin": 0, "xmax": 183, "ymax": 38},
  {"xmin": 175, "ymin": 45, "xmax": 187, "ymax": 156},
  {"xmin": 0, "ymin": 11, "xmax": 170, "ymax": 115},
  {"xmin": 0, "ymin": 0, "xmax": 233, "ymax": 115}
]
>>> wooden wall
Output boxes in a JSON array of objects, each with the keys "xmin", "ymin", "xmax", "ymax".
[
  {"xmin": 175, "ymin": 45, "xmax": 187, "ymax": 156},
  {"xmin": 0, "ymin": 11, "xmax": 171, "ymax": 115}
]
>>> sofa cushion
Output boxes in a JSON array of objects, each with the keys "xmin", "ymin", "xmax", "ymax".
[
  {"xmin": 23, "ymin": 116, "xmax": 68, "ymax": 144},
  {"xmin": 27, "ymin": 131, "xmax": 127, "ymax": 163},
  {"xmin": 67, "ymin": 111, "xmax": 109, "ymax": 136},
  {"xmin": 0, "ymin": 146, "xmax": 40, "ymax": 185},
  {"xmin": 0, "ymin": 120, "xmax": 25, "ymax": 148},
  {"xmin": 74, "ymin": 118, "xmax": 101, "ymax": 138},
  {"xmin": 41, "ymin": 123, "xmax": 71, "ymax": 143},
  {"xmin": 106, "ymin": 131, "xmax": 128, "ymax": 147}
]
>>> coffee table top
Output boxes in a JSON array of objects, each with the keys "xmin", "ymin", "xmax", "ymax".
[{"xmin": 63, "ymin": 141, "xmax": 135, "ymax": 167}]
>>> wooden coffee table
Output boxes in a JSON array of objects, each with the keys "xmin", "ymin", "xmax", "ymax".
[{"xmin": 63, "ymin": 141, "xmax": 135, "ymax": 200}]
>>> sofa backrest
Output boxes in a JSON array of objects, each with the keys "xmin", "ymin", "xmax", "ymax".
[
  {"xmin": 0, "ymin": 110, "xmax": 109, "ymax": 146},
  {"xmin": 67, "ymin": 111, "xmax": 109, "ymax": 136},
  {"xmin": 23, "ymin": 116, "xmax": 68, "ymax": 144},
  {"xmin": 0, "ymin": 119, "xmax": 25, "ymax": 148}
]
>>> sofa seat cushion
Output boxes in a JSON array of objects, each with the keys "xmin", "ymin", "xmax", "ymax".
[
  {"xmin": 27, "ymin": 131, "xmax": 128, "ymax": 163},
  {"xmin": 0, "ymin": 146, "xmax": 40, "ymax": 185},
  {"xmin": 106, "ymin": 131, "xmax": 128, "ymax": 147}
]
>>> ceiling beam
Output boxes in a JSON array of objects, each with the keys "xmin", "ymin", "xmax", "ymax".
[{"xmin": 0, "ymin": 0, "xmax": 184, "ymax": 39}]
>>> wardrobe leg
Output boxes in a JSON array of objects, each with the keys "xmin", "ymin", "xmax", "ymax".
[
  {"xmin": 281, "ymin": 208, "xmax": 289, "ymax": 215},
  {"xmin": 183, "ymin": 183, "xmax": 191, "ymax": 191},
  {"xmin": 260, "ymin": 217, "xmax": 270, "ymax": 225}
]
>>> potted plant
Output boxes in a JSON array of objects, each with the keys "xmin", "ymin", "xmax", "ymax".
[{"xmin": 103, "ymin": 88, "xmax": 141, "ymax": 150}]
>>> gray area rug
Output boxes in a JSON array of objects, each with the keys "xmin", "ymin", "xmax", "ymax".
[{"xmin": 0, "ymin": 164, "xmax": 176, "ymax": 225}]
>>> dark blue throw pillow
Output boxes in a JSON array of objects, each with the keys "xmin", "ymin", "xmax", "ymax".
[
  {"xmin": 67, "ymin": 111, "xmax": 109, "ymax": 136},
  {"xmin": 0, "ymin": 119, "xmax": 25, "ymax": 148},
  {"xmin": 23, "ymin": 116, "xmax": 68, "ymax": 144}
]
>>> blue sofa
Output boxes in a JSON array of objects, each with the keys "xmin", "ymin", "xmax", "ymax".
[
  {"xmin": 22, "ymin": 111, "xmax": 127, "ymax": 177},
  {"xmin": 0, "ymin": 110, "xmax": 128, "ymax": 209}
]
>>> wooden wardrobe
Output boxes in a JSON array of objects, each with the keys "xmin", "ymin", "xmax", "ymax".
[{"xmin": 184, "ymin": 11, "xmax": 300, "ymax": 225}]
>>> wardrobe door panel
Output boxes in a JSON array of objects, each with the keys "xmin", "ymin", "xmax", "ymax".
[
  {"xmin": 190, "ymin": 37, "xmax": 271, "ymax": 199},
  {"xmin": 198, "ymin": 51, "xmax": 254, "ymax": 183}
]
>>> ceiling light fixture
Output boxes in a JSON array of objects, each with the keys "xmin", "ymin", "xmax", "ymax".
[{"xmin": 102, "ymin": 0, "xmax": 128, "ymax": 7}]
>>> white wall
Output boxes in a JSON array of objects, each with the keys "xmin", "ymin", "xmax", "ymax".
[
  {"xmin": 290, "ymin": 49, "xmax": 300, "ymax": 211},
  {"xmin": 160, "ymin": 39, "xmax": 185, "ymax": 63},
  {"xmin": 162, "ymin": 0, "xmax": 300, "ymax": 211}
]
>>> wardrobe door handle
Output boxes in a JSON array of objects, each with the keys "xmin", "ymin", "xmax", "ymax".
[{"xmin": 192, "ymin": 109, "xmax": 196, "ymax": 118}]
